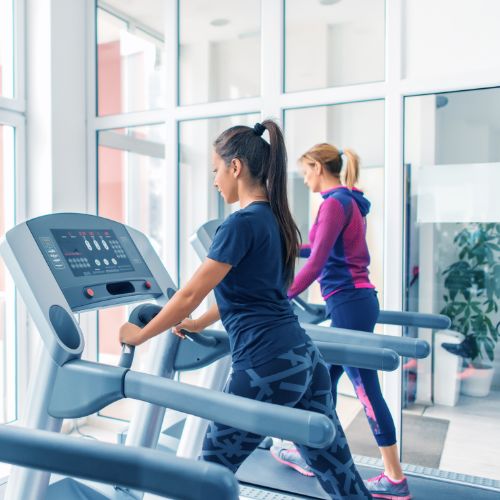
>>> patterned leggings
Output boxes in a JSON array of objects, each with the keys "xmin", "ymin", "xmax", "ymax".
[{"xmin": 201, "ymin": 340, "xmax": 371, "ymax": 499}]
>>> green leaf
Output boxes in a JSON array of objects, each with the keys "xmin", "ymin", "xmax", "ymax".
[{"xmin": 484, "ymin": 342, "xmax": 494, "ymax": 362}]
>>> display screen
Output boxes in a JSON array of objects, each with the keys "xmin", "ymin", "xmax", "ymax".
[{"xmin": 51, "ymin": 229, "xmax": 135, "ymax": 277}]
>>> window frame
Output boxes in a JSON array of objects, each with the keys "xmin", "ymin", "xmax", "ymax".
[
  {"xmin": 86, "ymin": 1, "xmax": 500, "ymax": 480},
  {"xmin": 0, "ymin": 0, "xmax": 26, "ymax": 424}
]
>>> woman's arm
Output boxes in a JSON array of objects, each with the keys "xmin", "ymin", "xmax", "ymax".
[
  {"xmin": 287, "ymin": 198, "xmax": 346, "ymax": 299},
  {"xmin": 194, "ymin": 302, "xmax": 220, "ymax": 330},
  {"xmin": 172, "ymin": 303, "xmax": 220, "ymax": 339},
  {"xmin": 120, "ymin": 259, "xmax": 230, "ymax": 345}
]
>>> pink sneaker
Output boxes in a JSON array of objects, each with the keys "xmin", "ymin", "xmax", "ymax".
[
  {"xmin": 270, "ymin": 446, "xmax": 315, "ymax": 477},
  {"xmin": 364, "ymin": 472, "xmax": 412, "ymax": 500}
]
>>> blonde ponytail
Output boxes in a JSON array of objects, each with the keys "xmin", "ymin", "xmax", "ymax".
[{"xmin": 342, "ymin": 148, "xmax": 360, "ymax": 189}]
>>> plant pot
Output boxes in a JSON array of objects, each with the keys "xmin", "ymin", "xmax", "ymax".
[
  {"xmin": 460, "ymin": 363, "xmax": 494, "ymax": 397},
  {"xmin": 434, "ymin": 331, "xmax": 462, "ymax": 406}
]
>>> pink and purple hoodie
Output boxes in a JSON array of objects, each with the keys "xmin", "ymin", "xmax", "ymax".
[{"xmin": 288, "ymin": 186, "xmax": 375, "ymax": 300}]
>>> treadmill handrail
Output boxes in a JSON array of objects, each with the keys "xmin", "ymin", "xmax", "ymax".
[
  {"xmin": 293, "ymin": 297, "xmax": 450, "ymax": 330},
  {"xmin": 0, "ymin": 424, "xmax": 239, "ymax": 500},
  {"xmin": 124, "ymin": 370, "xmax": 335, "ymax": 448},
  {"xmin": 377, "ymin": 310, "xmax": 451, "ymax": 329},
  {"xmin": 315, "ymin": 342, "xmax": 399, "ymax": 371},
  {"xmin": 303, "ymin": 323, "xmax": 430, "ymax": 359}
]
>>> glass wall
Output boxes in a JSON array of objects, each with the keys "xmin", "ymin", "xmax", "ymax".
[
  {"xmin": 97, "ymin": 123, "xmax": 166, "ymax": 420},
  {"xmin": 285, "ymin": 100, "xmax": 385, "ymax": 305},
  {"xmin": 179, "ymin": 114, "xmax": 259, "ymax": 288},
  {"xmin": 284, "ymin": 101, "xmax": 385, "ymax": 458},
  {"xmin": 403, "ymin": 88, "xmax": 500, "ymax": 480},
  {"xmin": 285, "ymin": 0, "xmax": 385, "ymax": 92},
  {"xmin": 404, "ymin": 0, "xmax": 500, "ymax": 79},
  {"xmin": 89, "ymin": 0, "xmax": 500, "ymax": 487},
  {"xmin": 0, "ymin": 0, "xmax": 14, "ymax": 98},
  {"xmin": 0, "ymin": 124, "xmax": 16, "ymax": 424},
  {"xmin": 97, "ymin": 1, "xmax": 166, "ymax": 115},
  {"xmin": 179, "ymin": 0, "xmax": 261, "ymax": 105}
]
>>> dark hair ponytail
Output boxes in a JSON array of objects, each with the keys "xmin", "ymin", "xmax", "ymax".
[{"xmin": 214, "ymin": 119, "xmax": 301, "ymax": 286}]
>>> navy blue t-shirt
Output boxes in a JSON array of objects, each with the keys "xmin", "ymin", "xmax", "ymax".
[{"xmin": 207, "ymin": 201, "xmax": 308, "ymax": 370}]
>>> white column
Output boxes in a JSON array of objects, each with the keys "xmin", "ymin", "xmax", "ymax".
[
  {"xmin": 382, "ymin": 0, "xmax": 404, "ymax": 446},
  {"xmin": 26, "ymin": 0, "xmax": 88, "ymax": 218}
]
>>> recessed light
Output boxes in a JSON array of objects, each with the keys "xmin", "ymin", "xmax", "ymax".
[
  {"xmin": 319, "ymin": 0, "xmax": 341, "ymax": 5},
  {"xmin": 210, "ymin": 18, "xmax": 230, "ymax": 27}
]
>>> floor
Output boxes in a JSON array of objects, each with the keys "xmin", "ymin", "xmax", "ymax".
[
  {"xmin": 336, "ymin": 389, "xmax": 500, "ymax": 481},
  {"xmin": 405, "ymin": 389, "xmax": 500, "ymax": 480}
]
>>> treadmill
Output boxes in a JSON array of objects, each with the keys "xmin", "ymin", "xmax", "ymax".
[
  {"xmin": 0, "ymin": 424, "xmax": 238, "ymax": 499},
  {"xmin": 183, "ymin": 218, "xmax": 500, "ymax": 499},
  {"xmin": 1, "ymin": 213, "xmax": 357, "ymax": 500}
]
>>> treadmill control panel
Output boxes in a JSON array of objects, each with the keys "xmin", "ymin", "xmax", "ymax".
[
  {"xmin": 51, "ymin": 229, "xmax": 134, "ymax": 277},
  {"xmin": 27, "ymin": 214, "xmax": 162, "ymax": 312}
]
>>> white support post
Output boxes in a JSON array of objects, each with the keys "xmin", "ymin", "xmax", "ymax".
[
  {"xmin": 164, "ymin": 0, "xmax": 179, "ymax": 282},
  {"xmin": 261, "ymin": 0, "xmax": 283, "ymax": 123},
  {"xmin": 382, "ymin": 0, "xmax": 404, "ymax": 449},
  {"xmin": 26, "ymin": 0, "xmax": 88, "ymax": 218}
]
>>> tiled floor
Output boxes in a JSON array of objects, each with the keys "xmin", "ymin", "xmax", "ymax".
[{"xmin": 421, "ymin": 389, "xmax": 500, "ymax": 480}]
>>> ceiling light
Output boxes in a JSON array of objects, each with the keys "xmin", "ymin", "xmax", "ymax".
[
  {"xmin": 319, "ymin": 0, "xmax": 341, "ymax": 5},
  {"xmin": 210, "ymin": 18, "xmax": 230, "ymax": 27}
]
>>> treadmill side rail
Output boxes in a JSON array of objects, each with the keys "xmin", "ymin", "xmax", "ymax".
[
  {"xmin": 316, "ymin": 342, "xmax": 400, "ymax": 371},
  {"xmin": 0, "ymin": 425, "xmax": 239, "ymax": 500},
  {"xmin": 48, "ymin": 360, "xmax": 127, "ymax": 418},
  {"xmin": 124, "ymin": 370, "xmax": 335, "ymax": 448},
  {"xmin": 304, "ymin": 323, "xmax": 430, "ymax": 359}
]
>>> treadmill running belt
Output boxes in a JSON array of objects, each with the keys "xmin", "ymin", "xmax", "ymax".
[{"xmin": 237, "ymin": 449, "xmax": 500, "ymax": 500}]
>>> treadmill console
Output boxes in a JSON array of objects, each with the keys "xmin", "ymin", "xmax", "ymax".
[
  {"xmin": 27, "ymin": 214, "xmax": 162, "ymax": 311},
  {"xmin": 50, "ymin": 229, "xmax": 135, "ymax": 277}
]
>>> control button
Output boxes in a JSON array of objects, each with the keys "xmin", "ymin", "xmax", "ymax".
[
  {"xmin": 84, "ymin": 288, "xmax": 95, "ymax": 298},
  {"xmin": 85, "ymin": 240, "xmax": 93, "ymax": 251},
  {"xmin": 111, "ymin": 258, "xmax": 117, "ymax": 265},
  {"xmin": 103, "ymin": 258, "xmax": 109, "ymax": 266},
  {"xmin": 93, "ymin": 239, "xmax": 101, "ymax": 251},
  {"xmin": 101, "ymin": 239, "xmax": 109, "ymax": 250},
  {"xmin": 144, "ymin": 280, "xmax": 152, "ymax": 289},
  {"xmin": 95, "ymin": 259, "xmax": 101, "ymax": 266}
]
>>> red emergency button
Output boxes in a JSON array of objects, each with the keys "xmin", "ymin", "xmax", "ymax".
[
  {"xmin": 144, "ymin": 280, "xmax": 152, "ymax": 289},
  {"xmin": 84, "ymin": 288, "xmax": 95, "ymax": 298}
]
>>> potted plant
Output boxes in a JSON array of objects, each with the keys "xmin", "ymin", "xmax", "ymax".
[{"xmin": 440, "ymin": 222, "xmax": 500, "ymax": 397}]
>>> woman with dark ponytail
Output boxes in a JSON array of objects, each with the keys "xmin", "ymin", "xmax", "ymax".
[{"xmin": 119, "ymin": 120, "xmax": 371, "ymax": 499}]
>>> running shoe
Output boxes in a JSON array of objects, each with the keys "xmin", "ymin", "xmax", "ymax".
[
  {"xmin": 270, "ymin": 445, "xmax": 315, "ymax": 477},
  {"xmin": 364, "ymin": 472, "xmax": 412, "ymax": 499}
]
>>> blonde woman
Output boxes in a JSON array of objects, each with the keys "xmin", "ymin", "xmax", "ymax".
[{"xmin": 272, "ymin": 143, "xmax": 411, "ymax": 500}]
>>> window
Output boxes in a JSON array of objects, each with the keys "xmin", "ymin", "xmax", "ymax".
[
  {"xmin": 0, "ymin": 0, "xmax": 14, "ymax": 98},
  {"xmin": 404, "ymin": 0, "xmax": 500, "ymax": 79},
  {"xmin": 284, "ymin": 101, "xmax": 385, "ymax": 458},
  {"xmin": 285, "ymin": 0, "xmax": 385, "ymax": 92},
  {"xmin": 97, "ymin": 1, "xmax": 166, "ymax": 115},
  {"xmin": 0, "ymin": 124, "xmax": 16, "ymax": 424},
  {"xmin": 285, "ymin": 100, "xmax": 385, "ymax": 305},
  {"xmin": 403, "ymin": 88, "xmax": 500, "ymax": 480},
  {"xmin": 97, "ymin": 123, "xmax": 166, "ymax": 420},
  {"xmin": 179, "ymin": 114, "xmax": 260, "ymax": 287},
  {"xmin": 179, "ymin": 0, "xmax": 261, "ymax": 105}
]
